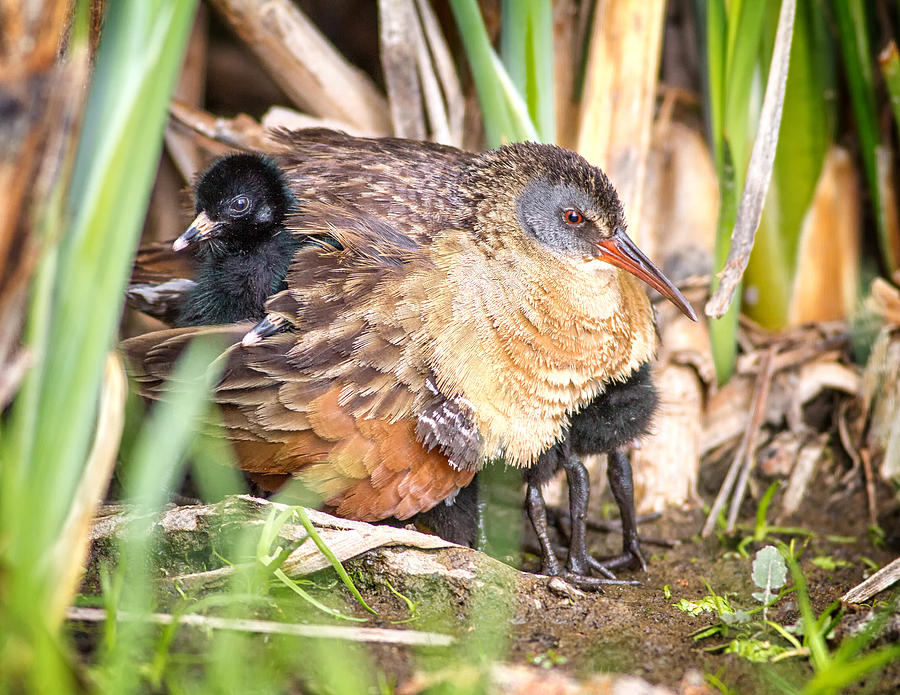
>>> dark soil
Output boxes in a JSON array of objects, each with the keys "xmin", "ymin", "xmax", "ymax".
[
  {"xmin": 341, "ymin": 475, "xmax": 900, "ymax": 694},
  {"xmin": 73, "ymin": 456, "xmax": 899, "ymax": 694}
]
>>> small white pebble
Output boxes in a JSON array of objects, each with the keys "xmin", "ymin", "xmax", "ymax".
[{"xmin": 547, "ymin": 576, "xmax": 586, "ymax": 599}]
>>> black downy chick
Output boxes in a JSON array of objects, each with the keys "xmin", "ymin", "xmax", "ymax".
[
  {"xmin": 525, "ymin": 362, "xmax": 658, "ymax": 586},
  {"xmin": 416, "ymin": 363, "xmax": 658, "ymax": 587},
  {"xmin": 174, "ymin": 153, "xmax": 300, "ymax": 327}
]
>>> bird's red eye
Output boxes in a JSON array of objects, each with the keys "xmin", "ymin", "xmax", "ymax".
[{"xmin": 563, "ymin": 209, "xmax": 583, "ymax": 225}]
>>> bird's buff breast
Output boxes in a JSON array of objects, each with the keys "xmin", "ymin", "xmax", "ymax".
[{"xmin": 422, "ymin": 234, "xmax": 658, "ymax": 467}]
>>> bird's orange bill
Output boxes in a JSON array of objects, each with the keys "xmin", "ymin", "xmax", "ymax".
[
  {"xmin": 595, "ymin": 229, "xmax": 698, "ymax": 322},
  {"xmin": 173, "ymin": 211, "xmax": 220, "ymax": 252}
]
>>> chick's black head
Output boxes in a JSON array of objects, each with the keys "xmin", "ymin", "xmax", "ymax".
[{"xmin": 175, "ymin": 153, "xmax": 293, "ymax": 254}]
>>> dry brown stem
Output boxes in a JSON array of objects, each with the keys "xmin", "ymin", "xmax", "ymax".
[
  {"xmin": 702, "ymin": 347, "xmax": 777, "ymax": 537},
  {"xmin": 207, "ymin": 0, "xmax": 390, "ymax": 135},
  {"xmin": 842, "ymin": 556, "xmax": 900, "ymax": 604},
  {"xmin": 706, "ymin": 0, "xmax": 796, "ymax": 318},
  {"xmin": 0, "ymin": 0, "xmax": 89, "ymax": 404},
  {"xmin": 577, "ymin": 0, "xmax": 666, "ymax": 244}
]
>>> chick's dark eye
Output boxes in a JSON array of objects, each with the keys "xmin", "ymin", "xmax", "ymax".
[
  {"xmin": 563, "ymin": 209, "xmax": 583, "ymax": 225},
  {"xmin": 230, "ymin": 196, "xmax": 250, "ymax": 214}
]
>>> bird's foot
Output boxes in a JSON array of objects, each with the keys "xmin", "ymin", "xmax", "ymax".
[
  {"xmin": 564, "ymin": 573, "xmax": 641, "ymax": 590},
  {"xmin": 532, "ymin": 542, "xmax": 627, "ymax": 589},
  {"xmin": 553, "ymin": 545, "xmax": 643, "ymax": 591},
  {"xmin": 586, "ymin": 539, "xmax": 647, "ymax": 575},
  {"xmin": 546, "ymin": 570, "xmax": 641, "ymax": 592},
  {"xmin": 539, "ymin": 562, "xmax": 640, "ymax": 591}
]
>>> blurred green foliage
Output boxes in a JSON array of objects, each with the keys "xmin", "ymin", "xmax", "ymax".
[{"xmin": 0, "ymin": 1, "xmax": 197, "ymax": 692}]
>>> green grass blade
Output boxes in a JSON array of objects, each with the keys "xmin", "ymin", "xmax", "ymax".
[
  {"xmin": 3, "ymin": 193, "xmax": 61, "ymax": 476},
  {"xmin": 529, "ymin": 0, "xmax": 556, "ymax": 142},
  {"xmin": 710, "ymin": 140, "xmax": 739, "ymax": 382},
  {"xmin": 272, "ymin": 568, "xmax": 369, "ymax": 622},
  {"xmin": 451, "ymin": 0, "xmax": 514, "ymax": 146},
  {"xmin": 705, "ymin": 0, "xmax": 770, "ymax": 382},
  {"xmin": 451, "ymin": 0, "xmax": 538, "ymax": 146},
  {"xmin": 770, "ymin": 0, "xmax": 832, "ymax": 274},
  {"xmin": 501, "ymin": 0, "xmax": 555, "ymax": 143},
  {"xmin": 294, "ymin": 506, "xmax": 378, "ymax": 615},
  {"xmin": 722, "ymin": 0, "xmax": 769, "ymax": 192},
  {"xmin": 21, "ymin": 0, "xmax": 198, "ymax": 578},
  {"xmin": 100, "ymin": 336, "xmax": 223, "ymax": 693},
  {"xmin": 490, "ymin": 51, "xmax": 541, "ymax": 143},
  {"xmin": 706, "ymin": 0, "xmax": 796, "ymax": 379},
  {"xmin": 527, "ymin": 0, "xmax": 555, "ymax": 143},
  {"xmin": 121, "ymin": 339, "xmax": 224, "ymax": 517},
  {"xmin": 745, "ymin": 0, "xmax": 834, "ymax": 329},
  {"xmin": 829, "ymin": 593, "xmax": 899, "ymax": 665},
  {"xmin": 745, "ymin": 209, "xmax": 793, "ymax": 328},
  {"xmin": 879, "ymin": 41, "xmax": 900, "ymax": 153},
  {"xmin": 802, "ymin": 644, "xmax": 900, "ymax": 695},
  {"xmin": 1, "ymin": 200, "xmax": 60, "ymax": 535},
  {"xmin": 723, "ymin": 0, "xmax": 745, "ymax": 84},
  {"xmin": 138, "ymin": 370, "xmax": 222, "ymax": 513},
  {"xmin": 500, "ymin": 0, "xmax": 527, "ymax": 95},
  {"xmin": 1, "ymin": 9, "xmax": 197, "ymax": 690},
  {"xmin": 701, "ymin": 0, "xmax": 740, "ymax": 382},
  {"xmin": 833, "ymin": 0, "xmax": 895, "ymax": 271},
  {"xmin": 783, "ymin": 549, "xmax": 829, "ymax": 671},
  {"xmin": 702, "ymin": 0, "xmax": 727, "ymax": 170}
]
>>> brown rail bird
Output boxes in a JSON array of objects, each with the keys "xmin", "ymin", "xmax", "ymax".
[{"xmin": 123, "ymin": 129, "xmax": 696, "ymax": 586}]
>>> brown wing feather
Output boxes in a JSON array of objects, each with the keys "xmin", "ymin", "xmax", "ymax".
[
  {"xmin": 270, "ymin": 128, "xmax": 474, "ymax": 246},
  {"xmin": 121, "ymin": 324, "xmax": 252, "ymax": 395}
]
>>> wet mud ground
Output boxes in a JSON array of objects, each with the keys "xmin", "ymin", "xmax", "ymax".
[
  {"xmin": 73, "ymin": 462, "xmax": 899, "ymax": 694},
  {"xmin": 342, "ymin": 477, "xmax": 900, "ymax": 694}
]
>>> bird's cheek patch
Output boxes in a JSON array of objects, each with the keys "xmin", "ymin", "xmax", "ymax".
[
  {"xmin": 257, "ymin": 205, "xmax": 273, "ymax": 224},
  {"xmin": 571, "ymin": 255, "xmax": 619, "ymax": 279}
]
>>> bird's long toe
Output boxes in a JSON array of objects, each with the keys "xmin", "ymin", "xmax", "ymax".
[
  {"xmin": 587, "ymin": 543, "xmax": 647, "ymax": 575},
  {"xmin": 557, "ymin": 572, "xmax": 642, "ymax": 592}
]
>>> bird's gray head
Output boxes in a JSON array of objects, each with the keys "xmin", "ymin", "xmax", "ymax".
[{"xmin": 470, "ymin": 142, "xmax": 697, "ymax": 321}]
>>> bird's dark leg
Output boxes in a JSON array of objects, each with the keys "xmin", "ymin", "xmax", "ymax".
[
  {"xmin": 560, "ymin": 449, "xmax": 589, "ymax": 575},
  {"xmin": 539, "ymin": 442, "xmax": 638, "ymax": 590},
  {"xmin": 527, "ymin": 475, "xmax": 637, "ymax": 590},
  {"xmin": 588, "ymin": 448, "xmax": 647, "ymax": 573},
  {"xmin": 525, "ymin": 482, "xmax": 564, "ymax": 576},
  {"xmin": 560, "ymin": 452, "xmax": 616, "ymax": 580}
]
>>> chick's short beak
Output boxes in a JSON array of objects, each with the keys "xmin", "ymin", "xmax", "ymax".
[
  {"xmin": 173, "ymin": 211, "xmax": 220, "ymax": 252},
  {"xmin": 242, "ymin": 314, "xmax": 286, "ymax": 346},
  {"xmin": 595, "ymin": 227, "xmax": 698, "ymax": 322}
]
